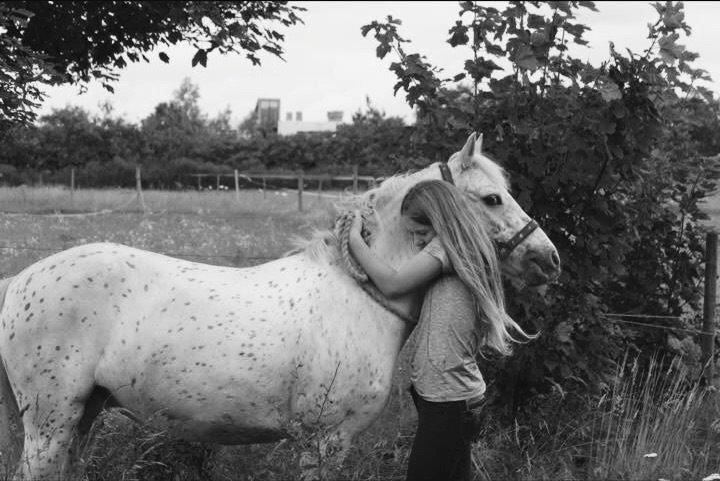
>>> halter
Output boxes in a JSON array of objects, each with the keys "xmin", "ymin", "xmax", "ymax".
[{"xmin": 438, "ymin": 162, "xmax": 538, "ymax": 261}]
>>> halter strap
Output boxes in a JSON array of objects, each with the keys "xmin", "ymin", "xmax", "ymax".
[
  {"xmin": 495, "ymin": 219, "xmax": 539, "ymax": 260},
  {"xmin": 438, "ymin": 162, "xmax": 454, "ymax": 185}
]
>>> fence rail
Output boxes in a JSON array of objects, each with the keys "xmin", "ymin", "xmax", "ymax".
[
  {"xmin": 51, "ymin": 166, "xmax": 379, "ymax": 212},
  {"xmin": 188, "ymin": 167, "xmax": 381, "ymax": 211}
]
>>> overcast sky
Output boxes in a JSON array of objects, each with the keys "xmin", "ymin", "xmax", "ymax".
[{"xmin": 36, "ymin": 1, "xmax": 720, "ymax": 126}]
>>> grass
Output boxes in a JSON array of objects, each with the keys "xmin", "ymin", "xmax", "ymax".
[
  {"xmin": 0, "ymin": 184, "xmax": 348, "ymax": 215},
  {"xmin": 1, "ymin": 186, "xmax": 720, "ymax": 480},
  {"xmin": 589, "ymin": 355, "xmax": 719, "ymax": 481}
]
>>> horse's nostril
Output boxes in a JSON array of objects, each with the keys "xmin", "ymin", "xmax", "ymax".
[{"xmin": 551, "ymin": 251, "xmax": 560, "ymax": 269}]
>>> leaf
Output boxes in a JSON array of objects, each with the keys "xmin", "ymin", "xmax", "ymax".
[
  {"xmin": 158, "ymin": 52, "xmax": 169, "ymax": 63},
  {"xmin": 514, "ymin": 45, "xmax": 540, "ymax": 71},
  {"xmin": 527, "ymin": 14, "xmax": 546, "ymax": 29},
  {"xmin": 448, "ymin": 21, "xmax": 469, "ymax": 47},
  {"xmin": 662, "ymin": 10, "xmax": 684, "ymax": 29},
  {"xmin": 555, "ymin": 321, "xmax": 572, "ymax": 343},
  {"xmin": 578, "ymin": 1, "xmax": 598, "ymax": 12},
  {"xmin": 597, "ymin": 77, "xmax": 622, "ymax": 101},
  {"xmin": 360, "ymin": 24, "xmax": 373, "ymax": 37},
  {"xmin": 658, "ymin": 33, "xmax": 684, "ymax": 65},
  {"xmin": 610, "ymin": 101, "xmax": 626, "ymax": 119},
  {"xmin": 376, "ymin": 43, "xmax": 391, "ymax": 59},
  {"xmin": 191, "ymin": 49, "xmax": 207, "ymax": 68}
]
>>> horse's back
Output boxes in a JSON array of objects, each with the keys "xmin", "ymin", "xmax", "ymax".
[{"xmin": 0, "ymin": 242, "xmax": 405, "ymax": 444}]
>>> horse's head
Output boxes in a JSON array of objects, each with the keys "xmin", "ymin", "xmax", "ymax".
[
  {"xmin": 447, "ymin": 133, "xmax": 561, "ymax": 288},
  {"xmin": 364, "ymin": 133, "xmax": 560, "ymax": 289}
]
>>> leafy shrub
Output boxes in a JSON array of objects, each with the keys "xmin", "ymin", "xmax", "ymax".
[{"xmin": 362, "ymin": 0, "xmax": 720, "ymax": 411}]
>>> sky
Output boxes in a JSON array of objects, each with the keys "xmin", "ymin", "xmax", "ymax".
[{"xmin": 36, "ymin": 1, "xmax": 720, "ymax": 126}]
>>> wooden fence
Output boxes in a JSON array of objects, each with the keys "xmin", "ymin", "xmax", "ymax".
[
  {"xmin": 188, "ymin": 167, "xmax": 381, "ymax": 211},
  {"xmin": 64, "ymin": 166, "xmax": 381, "ymax": 212}
]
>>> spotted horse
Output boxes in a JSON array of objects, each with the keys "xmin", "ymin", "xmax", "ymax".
[{"xmin": 0, "ymin": 133, "xmax": 560, "ymax": 479}]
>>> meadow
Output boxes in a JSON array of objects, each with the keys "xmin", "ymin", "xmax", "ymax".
[{"xmin": 1, "ymin": 185, "xmax": 719, "ymax": 480}]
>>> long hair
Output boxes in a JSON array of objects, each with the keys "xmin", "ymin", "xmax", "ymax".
[{"xmin": 401, "ymin": 179, "xmax": 532, "ymax": 355}]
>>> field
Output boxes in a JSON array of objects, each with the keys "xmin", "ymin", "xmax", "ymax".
[{"xmin": 1, "ymin": 186, "xmax": 719, "ymax": 481}]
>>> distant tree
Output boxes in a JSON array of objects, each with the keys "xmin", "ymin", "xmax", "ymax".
[
  {"xmin": 333, "ymin": 97, "xmax": 421, "ymax": 173},
  {"xmin": 34, "ymin": 107, "xmax": 103, "ymax": 171},
  {"xmin": 0, "ymin": 1, "xmax": 304, "ymax": 135},
  {"xmin": 141, "ymin": 78, "xmax": 208, "ymax": 163},
  {"xmin": 238, "ymin": 109, "xmax": 261, "ymax": 139}
]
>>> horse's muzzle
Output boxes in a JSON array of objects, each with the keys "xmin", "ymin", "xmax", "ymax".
[{"xmin": 524, "ymin": 248, "xmax": 561, "ymax": 286}]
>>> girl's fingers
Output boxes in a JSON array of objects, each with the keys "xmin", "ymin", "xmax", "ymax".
[{"xmin": 351, "ymin": 210, "xmax": 362, "ymax": 233}]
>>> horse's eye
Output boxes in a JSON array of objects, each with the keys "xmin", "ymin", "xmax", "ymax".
[{"xmin": 482, "ymin": 194, "xmax": 502, "ymax": 206}]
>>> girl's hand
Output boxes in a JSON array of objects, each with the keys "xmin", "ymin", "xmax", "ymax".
[{"xmin": 350, "ymin": 210, "xmax": 363, "ymax": 240}]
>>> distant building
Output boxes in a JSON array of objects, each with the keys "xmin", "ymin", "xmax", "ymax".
[
  {"xmin": 327, "ymin": 111, "xmax": 343, "ymax": 122},
  {"xmin": 255, "ymin": 98, "xmax": 280, "ymax": 134},
  {"xmin": 277, "ymin": 110, "xmax": 345, "ymax": 136}
]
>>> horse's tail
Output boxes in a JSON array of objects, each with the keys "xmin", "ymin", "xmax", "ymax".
[{"xmin": 0, "ymin": 277, "xmax": 21, "ymax": 473}]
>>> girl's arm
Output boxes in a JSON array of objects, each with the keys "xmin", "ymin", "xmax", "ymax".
[{"xmin": 348, "ymin": 211, "xmax": 442, "ymax": 298}]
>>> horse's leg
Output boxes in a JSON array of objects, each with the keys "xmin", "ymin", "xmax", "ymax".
[
  {"xmin": 0, "ymin": 357, "xmax": 21, "ymax": 478},
  {"xmin": 15, "ymin": 371, "xmax": 96, "ymax": 480},
  {"xmin": 17, "ymin": 395, "xmax": 88, "ymax": 480}
]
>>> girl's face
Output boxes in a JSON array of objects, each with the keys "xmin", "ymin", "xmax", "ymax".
[{"xmin": 403, "ymin": 215, "xmax": 436, "ymax": 249}]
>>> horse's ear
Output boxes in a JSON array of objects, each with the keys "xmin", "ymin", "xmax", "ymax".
[
  {"xmin": 473, "ymin": 133, "xmax": 483, "ymax": 157},
  {"xmin": 459, "ymin": 132, "xmax": 476, "ymax": 171}
]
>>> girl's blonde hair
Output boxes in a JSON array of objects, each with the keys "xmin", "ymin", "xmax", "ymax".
[{"xmin": 401, "ymin": 179, "xmax": 533, "ymax": 355}]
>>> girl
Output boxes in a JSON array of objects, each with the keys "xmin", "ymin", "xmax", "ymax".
[{"xmin": 349, "ymin": 179, "xmax": 532, "ymax": 481}]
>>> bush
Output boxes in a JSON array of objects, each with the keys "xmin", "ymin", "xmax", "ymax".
[{"xmin": 363, "ymin": 0, "xmax": 720, "ymax": 411}]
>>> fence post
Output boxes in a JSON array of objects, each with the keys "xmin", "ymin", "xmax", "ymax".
[
  {"xmin": 352, "ymin": 165, "xmax": 358, "ymax": 194},
  {"xmin": 197, "ymin": 175, "xmax": 201, "ymax": 191},
  {"xmin": 136, "ymin": 165, "xmax": 146, "ymax": 213},
  {"xmin": 297, "ymin": 170, "xmax": 304, "ymax": 212},
  {"xmin": 702, "ymin": 232, "xmax": 717, "ymax": 385},
  {"xmin": 318, "ymin": 178, "xmax": 323, "ymax": 200},
  {"xmin": 262, "ymin": 176, "xmax": 267, "ymax": 199},
  {"xmin": 216, "ymin": 174, "xmax": 220, "ymax": 190},
  {"xmin": 234, "ymin": 170, "xmax": 240, "ymax": 202},
  {"xmin": 70, "ymin": 168, "xmax": 75, "ymax": 205}
]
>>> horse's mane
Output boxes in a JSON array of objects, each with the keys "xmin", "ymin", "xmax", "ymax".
[{"xmin": 290, "ymin": 171, "xmax": 415, "ymax": 263}]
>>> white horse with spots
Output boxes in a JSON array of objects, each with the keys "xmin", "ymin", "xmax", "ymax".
[{"xmin": 0, "ymin": 134, "xmax": 560, "ymax": 480}]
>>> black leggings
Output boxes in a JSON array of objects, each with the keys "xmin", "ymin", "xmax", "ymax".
[{"xmin": 406, "ymin": 386, "xmax": 476, "ymax": 481}]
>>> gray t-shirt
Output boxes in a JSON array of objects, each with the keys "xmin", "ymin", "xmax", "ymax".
[
  {"xmin": 410, "ymin": 244, "xmax": 486, "ymax": 402},
  {"xmin": 421, "ymin": 236, "xmax": 451, "ymax": 273}
]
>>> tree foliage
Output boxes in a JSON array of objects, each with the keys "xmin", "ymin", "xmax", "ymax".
[
  {"xmin": 0, "ymin": 1, "xmax": 304, "ymax": 134},
  {"xmin": 362, "ymin": 1, "xmax": 720, "ymax": 412},
  {"xmin": 0, "ymin": 79, "xmax": 419, "ymax": 186}
]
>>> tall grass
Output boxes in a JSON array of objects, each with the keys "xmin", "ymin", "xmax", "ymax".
[
  {"xmin": 589, "ymin": 355, "xmax": 719, "ymax": 480},
  {"xmin": 468, "ymin": 354, "xmax": 720, "ymax": 481}
]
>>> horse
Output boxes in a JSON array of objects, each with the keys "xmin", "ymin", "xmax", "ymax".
[{"xmin": 0, "ymin": 133, "xmax": 561, "ymax": 480}]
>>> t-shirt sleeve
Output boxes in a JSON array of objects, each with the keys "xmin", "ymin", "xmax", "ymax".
[{"xmin": 421, "ymin": 237, "xmax": 452, "ymax": 273}]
